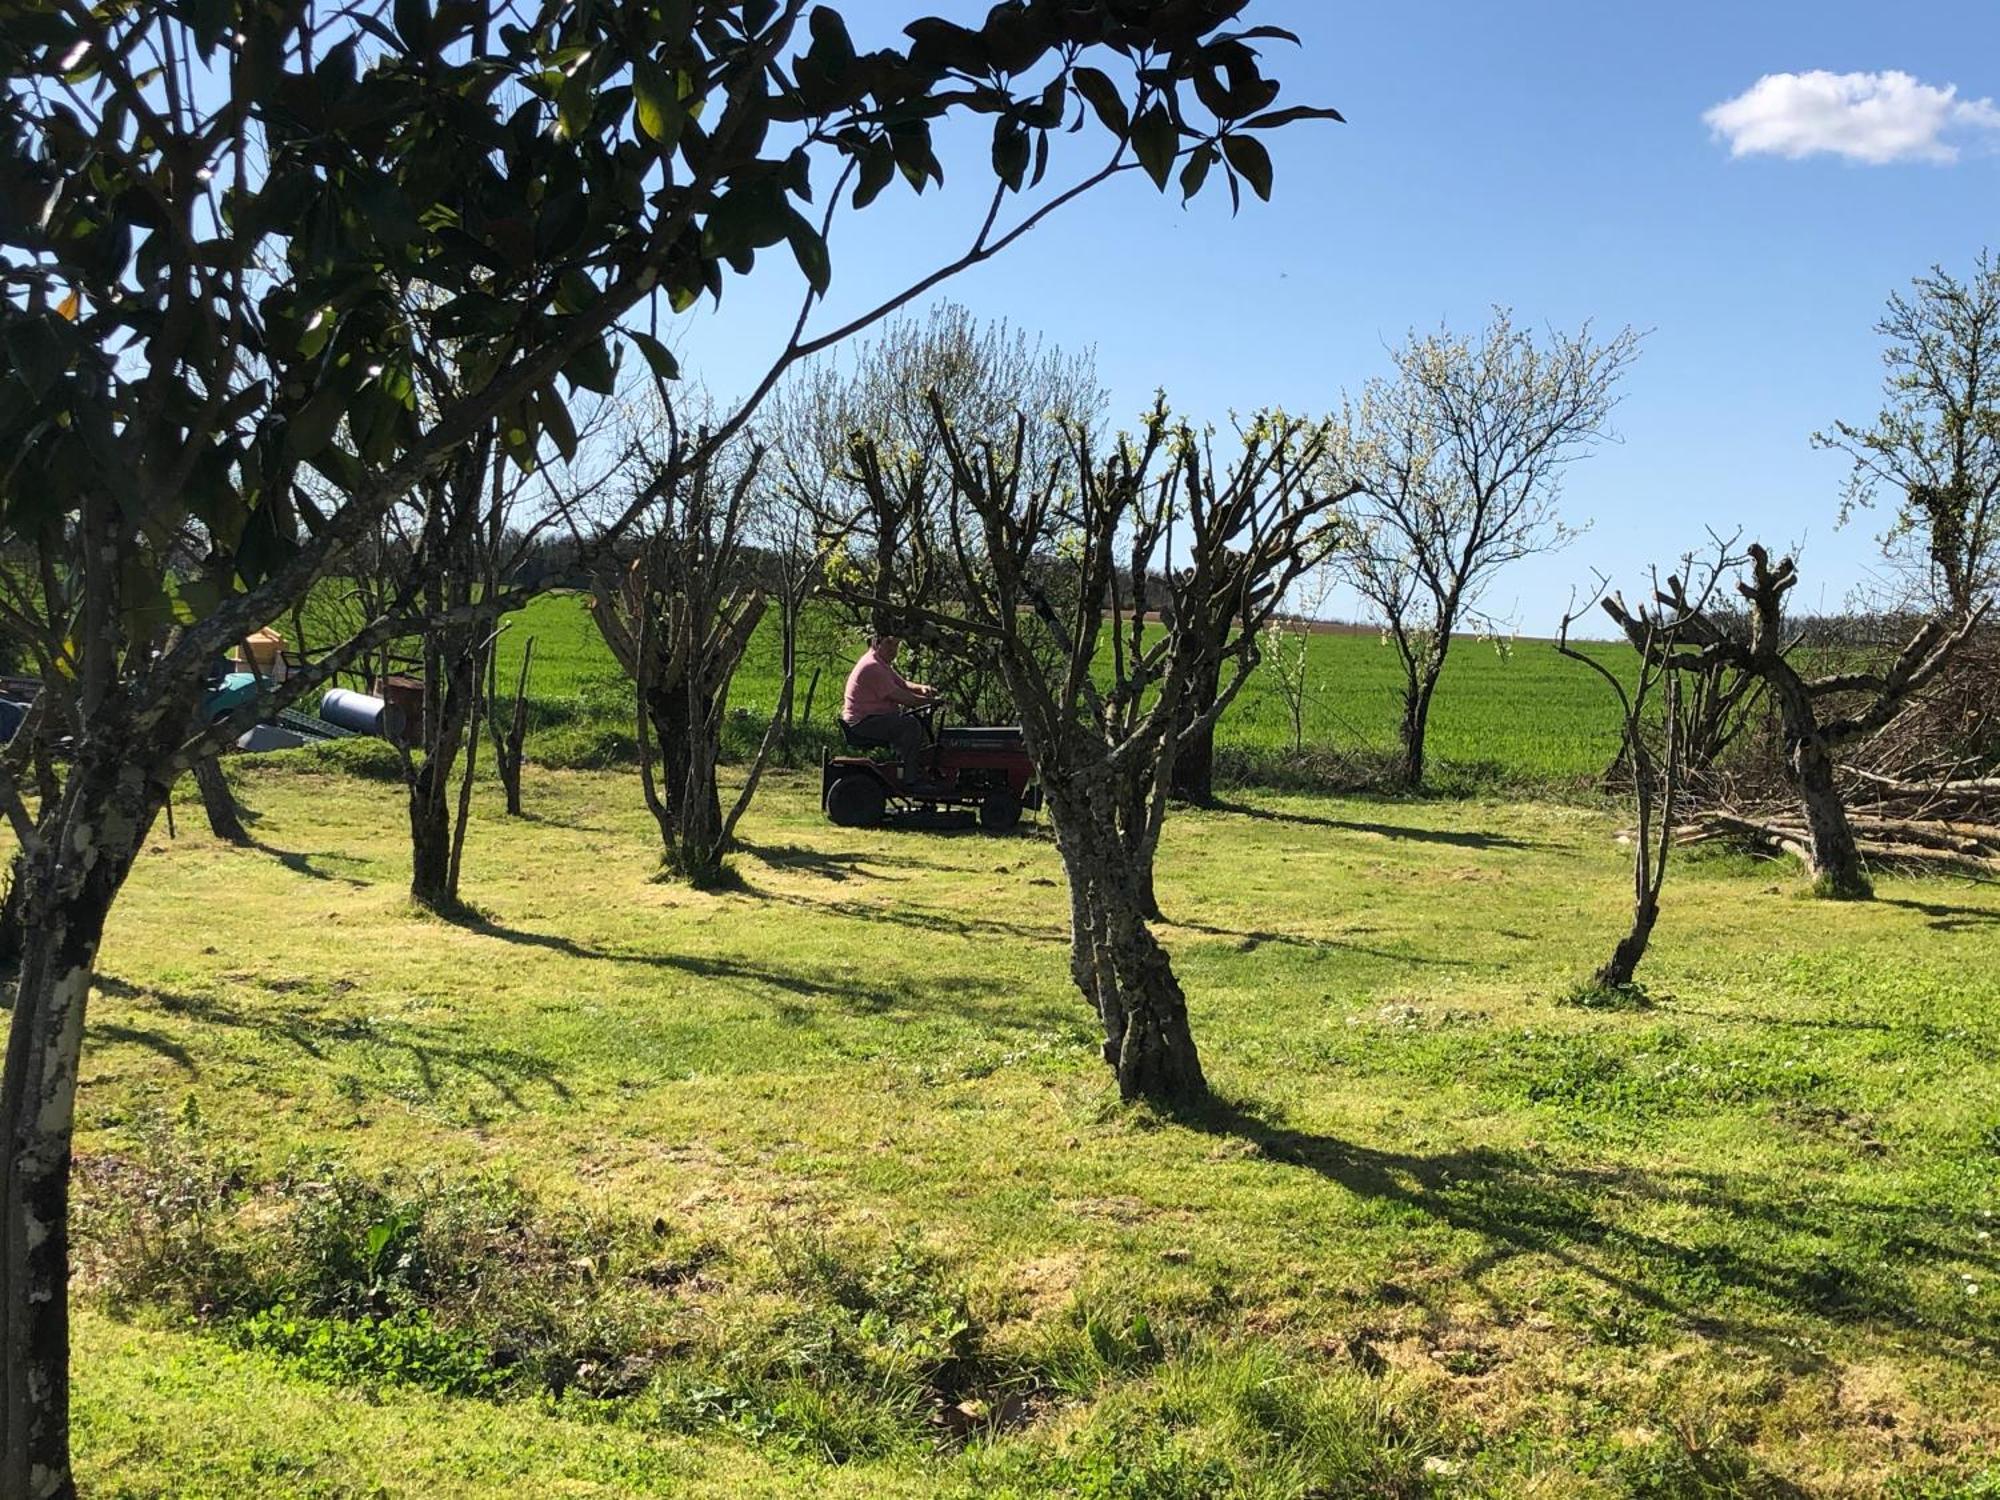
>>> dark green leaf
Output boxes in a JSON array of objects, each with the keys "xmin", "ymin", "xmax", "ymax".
[
  {"xmin": 628, "ymin": 329, "xmax": 680, "ymax": 382},
  {"xmin": 1132, "ymin": 105, "xmax": 1177, "ymax": 191},
  {"xmin": 1179, "ymin": 143, "xmax": 1216, "ymax": 202},
  {"xmin": 562, "ymin": 334, "xmax": 618, "ymax": 396},
  {"xmin": 1071, "ymin": 66, "xmax": 1128, "ymax": 136},
  {"xmin": 633, "ymin": 59, "xmax": 684, "ymax": 150},
  {"xmin": 785, "ymin": 211, "xmax": 831, "ymax": 296},
  {"xmin": 1242, "ymin": 104, "xmax": 1347, "ymax": 130},
  {"xmin": 991, "ymin": 121, "xmax": 1029, "ymax": 192},
  {"xmin": 2, "ymin": 316, "xmax": 69, "ymax": 400},
  {"xmin": 284, "ymin": 387, "xmax": 347, "ymax": 459},
  {"xmin": 1221, "ymin": 133, "xmax": 1273, "ymax": 201},
  {"xmin": 393, "ymin": 0, "xmax": 430, "ymax": 52},
  {"xmin": 852, "ymin": 145, "xmax": 895, "ymax": 209}
]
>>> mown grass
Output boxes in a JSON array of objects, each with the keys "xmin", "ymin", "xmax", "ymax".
[
  {"xmin": 66, "ymin": 757, "xmax": 2000, "ymax": 1497},
  {"xmin": 468, "ymin": 593, "xmax": 1632, "ymax": 787}
]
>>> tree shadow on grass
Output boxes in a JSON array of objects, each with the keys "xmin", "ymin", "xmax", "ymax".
[
  {"xmin": 445, "ymin": 910, "xmax": 1054, "ymax": 1026},
  {"xmin": 748, "ymin": 889, "xmax": 1069, "ymax": 946},
  {"xmin": 92, "ymin": 973, "xmax": 570, "ymax": 1111},
  {"xmin": 1877, "ymin": 895, "xmax": 2000, "ymax": 932},
  {"xmin": 1209, "ymin": 798, "xmax": 1543, "ymax": 852},
  {"xmin": 1164, "ymin": 918, "xmax": 1481, "ymax": 967},
  {"xmin": 244, "ymin": 839, "xmax": 373, "ymax": 887},
  {"xmin": 89, "ymin": 1021, "xmax": 197, "ymax": 1073},
  {"xmin": 1172, "ymin": 1094, "xmax": 1998, "ymax": 1365},
  {"xmin": 734, "ymin": 840, "xmax": 961, "ymax": 883}
]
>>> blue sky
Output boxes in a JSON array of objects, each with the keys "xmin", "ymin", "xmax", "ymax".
[{"xmin": 675, "ymin": 1, "xmax": 2000, "ymax": 633}]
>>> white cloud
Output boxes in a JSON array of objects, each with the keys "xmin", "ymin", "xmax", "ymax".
[{"xmin": 1703, "ymin": 70, "xmax": 2000, "ymax": 164}]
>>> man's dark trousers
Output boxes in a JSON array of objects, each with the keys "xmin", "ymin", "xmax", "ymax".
[{"xmin": 845, "ymin": 712, "xmax": 927, "ymax": 781}]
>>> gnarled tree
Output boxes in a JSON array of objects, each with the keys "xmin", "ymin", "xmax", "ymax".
[
  {"xmin": 591, "ymin": 426, "xmax": 791, "ymax": 884},
  {"xmin": 1605, "ymin": 545, "xmax": 1987, "ymax": 899},
  {"xmin": 874, "ymin": 398, "xmax": 1349, "ymax": 1102}
]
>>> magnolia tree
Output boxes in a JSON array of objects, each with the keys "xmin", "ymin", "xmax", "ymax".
[
  {"xmin": 848, "ymin": 399, "xmax": 1350, "ymax": 1100},
  {"xmin": 1333, "ymin": 311, "xmax": 1641, "ymax": 787},
  {"xmin": 0, "ymin": 2, "xmax": 1337, "ymax": 1487}
]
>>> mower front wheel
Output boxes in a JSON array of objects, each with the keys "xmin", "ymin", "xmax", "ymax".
[
  {"xmin": 978, "ymin": 789, "xmax": 1023, "ymax": 833},
  {"xmin": 826, "ymin": 772, "xmax": 888, "ymax": 828}
]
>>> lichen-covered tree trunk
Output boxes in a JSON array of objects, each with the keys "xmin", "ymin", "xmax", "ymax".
[
  {"xmin": 2, "ymin": 744, "xmax": 167, "ymax": 1500},
  {"xmin": 1050, "ymin": 789, "xmax": 1206, "ymax": 1103},
  {"xmin": 407, "ymin": 641, "xmax": 482, "ymax": 912},
  {"xmin": 1168, "ymin": 656, "xmax": 1219, "ymax": 805},
  {"xmin": 643, "ymin": 686, "xmax": 725, "ymax": 882}
]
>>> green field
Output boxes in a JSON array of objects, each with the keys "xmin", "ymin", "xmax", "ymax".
[
  {"xmin": 68, "ymin": 760, "xmax": 2000, "ymax": 1497},
  {"xmin": 477, "ymin": 593, "xmax": 1632, "ymax": 788}
]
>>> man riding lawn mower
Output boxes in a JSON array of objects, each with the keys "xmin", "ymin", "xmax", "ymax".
[{"xmin": 823, "ymin": 634, "xmax": 1041, "ymax": 833}]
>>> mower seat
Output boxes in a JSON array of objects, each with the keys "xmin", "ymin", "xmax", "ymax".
[{"xmin": 838, "ymin": 718, "xmax": 892, "ymax": 758}]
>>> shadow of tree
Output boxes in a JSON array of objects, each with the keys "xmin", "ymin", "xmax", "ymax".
[
  {"xmin": 752, "ymin": 890, "xmax": 1068, "ymax": 946},
  {"xmin": 92, "ymin": 973, "xmax": 570, "ymax": 1109},
  {"xmin": 245, "ymin": 839, "xmax": 373, "ymax": 887},
  {"xmin": 89, "ymin": 1022, "xmax": 197, "ymax": 1074},
  {"xmin": 1209, "ymin": 798, "xmax": 1543, "ymax": 851},
  {"xmin": 445, "ymin": 911, "xmax": 1057, "ymax": 1026},
  {"xmin": 1878, "ymin": 895, "xmax": 2000, "ymax": 932},
  {"xmin": 1165, "ymin": 918, "xmax": 1481, "ymax": 967},
  {"xmin": 1171, "ymin": 1095, "xmax": 1997, "ymax": 1364}
]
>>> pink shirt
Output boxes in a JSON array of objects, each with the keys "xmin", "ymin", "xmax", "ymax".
[{"xmin": 842, "ymin": 649, "xmax": 909, "ymax": 722}]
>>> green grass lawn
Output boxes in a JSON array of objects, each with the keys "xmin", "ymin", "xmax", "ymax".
[
  {"xmin": 482, "ymin": 593, "xmax": 1633, "ymax": 787},
  {"xmin": 67, "ymin": 758, "xmax": 2000, "ymax": 1497}
]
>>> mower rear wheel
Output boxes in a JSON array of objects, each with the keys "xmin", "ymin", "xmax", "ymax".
[
  {"xmin": 978, "ymin": 789, "xmax": 1023, "ymax": 833},
  {"xmin": 825, "ymin": 772, "xmax": 888, "ymax": 828}
]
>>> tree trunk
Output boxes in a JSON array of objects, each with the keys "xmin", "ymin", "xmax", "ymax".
[
  {"xmin": 1593, "ymin": 893, "xmax": 1657, "ymax": 990},
  {"xmin": 1169, "ymin": 657, "xmax": 1219, "ymax": 804},
  {"xmin": 408, "ymin": 764, "xmax": 456, "ymax": 911},
  {"xmin": 1398, "ymin": 673, "xmax": 1436, "ymax": 790},
  {"xmin": 1793, "ymin": 739, "xmax": 1872, "ymax": 899},
  {"xmin": 2, "ymin": 754, "xmax": 163, "ymax": 1500},
  {"xmin": 644, "ymin": 691, "xmax": 725, "ymax": 882},
  {"xmin": 0, "ymin": 857, "xmax": 27, "ymax": 979},
  {"xmin": 1051, "ymin": 797, "xmax": 1206, "ymax": 1103},
  {"xmin": 193, "ymin": 756, "xmax": 248, "ymax": 845},
  {"xmin": 492, "ymin": 636, "xmax": 532, "ymax": 818}
]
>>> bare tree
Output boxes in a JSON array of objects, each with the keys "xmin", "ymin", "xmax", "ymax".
[
  {"xmin": 1334, "ymin": 311, "xmax": 1642, "ymax": 787},
  {"xmin": 485, "ymin": 635, "xmax": 536, "ymax": 818},
  {"xmin": 855, "ymin": 399, "xmax": 1349, "ymax": 1102},
  {"xmin": 1560, "ymin": 545, "xmax": 1742, "ymax": 992},
  {"xmin": 1605, "ymin": 545, "xmax": 1988, "ymax": 899},
  {"xmin": 1261, "ymin": 565, "xmax": 1336, "ymax": 756},
  {"xmin": 1817, "ymin": 250, "xmax": 2000, "ymax": 617},
  {"xmin": 590, "ymin": 417, "xmax": 807, "ymax": 885}
]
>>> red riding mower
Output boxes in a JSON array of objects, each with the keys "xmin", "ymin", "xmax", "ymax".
[{"xmin": 821, "ymin": 702, "xmax": 1041, "ymax": 833}]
